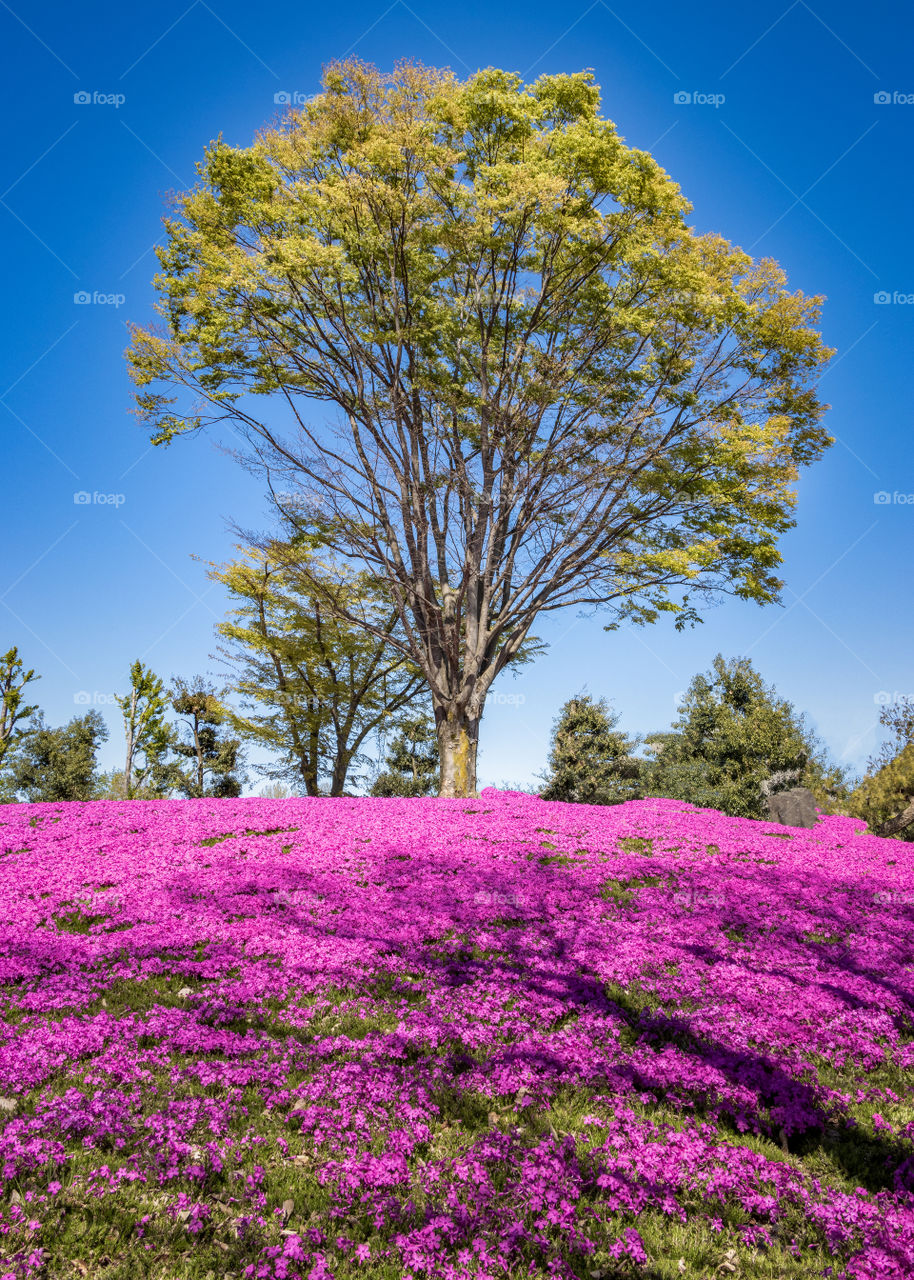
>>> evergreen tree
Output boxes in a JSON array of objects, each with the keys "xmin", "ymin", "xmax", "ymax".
[
  {"xmin": 370, "ymin": 714, "xmax": 440, "ymax": 797},
  {"xmin": 116, "ymin": 660, "xmax": 174, "ymax": 798},
  {"xmin": 541, "ymin": 695, "xmax": 641, "ymax": 805},
  {"xmin": 170, "ymin": 677, "xmax": 245, "ymax": 798},
  {"xmin": 9, "ymin": 711, "xmax": 108, "ymax": 802},
  {"xmin": 645, "ymin": 654, "xmax": 844, "ymax": 818},
  {"xmin": 0, "ymin": 647, "xmax": 40, "ymax": 772}
]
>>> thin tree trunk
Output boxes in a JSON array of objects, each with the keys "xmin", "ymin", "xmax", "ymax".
[
  {"xmin": 124, "ymin": 689, "xmax": 138, "ymax": 799},
  {"xmin": 436, "ymin": 711, "xmax": 479, "ymax": 799},
  {"xmin": 876, "ymin": 798, "xmax": 914, "ymax": 838}
]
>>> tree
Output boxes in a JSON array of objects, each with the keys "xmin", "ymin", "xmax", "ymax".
[
  {"xmin": 259, "ymin": 781, "xmax": 292, "ymax": 798},
  {"xmin": 370, "ymin": 712, "xmax": 440, "ymax": 797},
  {"xmin": 0, "ymin": 647, "xmax": 40, "ymax": 772},
  {"xmin": 645, "ymin": 654, "xmax": 843, "ymax": 818},
  {"xmin": 541, "ymin": 694, "xmax": 641, "ymax": 804},
  {"xmin": 128, "ymin": 59, "xmax": 832, "ymax": 796},
  {"xmin": 849, "ymin": 698, "xmax": 914, "ymax": 839},
  {"xmin": 9, "ymin": 711, "xmax": 108, "ymax": 802},
  {"xmin": 115, "ymin": 660, "xmax": 174, "ymax": 798},
  {"xmin": 170, "ymin": 677, "xmax": 245, "ymax": 798},
  {"xmin": 211, "ymin": 539, "xmax": 427, "ymax": 796}
]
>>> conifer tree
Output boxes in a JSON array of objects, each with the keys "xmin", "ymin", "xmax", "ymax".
[
  {"xmin": 541, "ymin": 695, "xmax": 640, "ymax": 805},
  {"xmin": 370, "ymin": 714, "xmax": 440, "ymax": 798},
  {"xmin": 170, "ymin": 677, "xmax": 244, "ymax": 798},
  {"xmin": 646, "ymin": 654, "xmax": 843, "ymax": 818}
]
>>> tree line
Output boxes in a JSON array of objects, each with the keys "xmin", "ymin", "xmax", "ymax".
[
  {"xmin": 3, "ymin": 633, "xmax": 912, "ymax": 840},
  {"xmin": 539, "ymin": 654, "xmax": 914, "ymax": 839}
]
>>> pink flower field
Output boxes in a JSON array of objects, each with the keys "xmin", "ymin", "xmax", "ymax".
[{"xmin": 0, "ymin": 792, "xmax": 913, "ymax": 1279}]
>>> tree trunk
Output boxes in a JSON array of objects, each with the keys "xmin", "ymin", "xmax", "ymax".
[
  {"xmin": 876, "ymin": 798, "xmax": 914, "ymax": 838},
  {"xmin": 329, "ymin": 750, "xmax": 351, "ymax": 798},
  {"xmin": 437, "ymin": 712, "xmax": 479, "ymax": 798},
  {"xmin": 124, "ymin": 689, "xmax": 137, "ymax": 799}
]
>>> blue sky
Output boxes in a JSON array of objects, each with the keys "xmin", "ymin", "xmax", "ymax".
[{"xmin": 1, "ymin": 0, "xmax": 911, "ymax": 790}]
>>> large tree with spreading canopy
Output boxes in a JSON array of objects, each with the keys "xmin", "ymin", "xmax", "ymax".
[{"xmin": 128, "ymin": 59, "xmax": 832, "ymax": 796}]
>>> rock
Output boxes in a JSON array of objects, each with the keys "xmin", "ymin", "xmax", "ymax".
[
  {"xmin": 0, "ymin": 1098, "xmax": 17, "ymax": 1114},
  {"xmin": 177, "ymin": 987, "xmax": 193, "ymax": 1000},
  {"xmin": 766, "ymin": 786, "xmax": 818, "ymax": 828}
]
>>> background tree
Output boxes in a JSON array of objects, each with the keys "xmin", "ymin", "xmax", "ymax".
[
  {"xmin": 8, "ymin": 711, "xmax": 108, "ymax": 802},
  {"xmin": 0, "ymin": 647, "xmax": 40, "ymax": 773},
  {"xmin": 170, "ymin": 677, "xmax": 244, "ymax": 798},
  {"xmin": 645, "ymin": 654, "xmax": 844, "ymax": 818},
  {"xmin": 129, "ymin": 59, "xmax": 832, "ymax": 796},
  {"xmin": 849, "ymin": 698, "xmax": 914, "ymax": 839},
  {"xmin": 211, "ymin": 539, "xmax": 427, "ymax": 796},
  {"xmin": 540, "ymin": 694, "xmax": 641, "ymax": 804},
  {"xmin": 259, "ymin": 781, "xmax": 292, "ymax": 798},
  {"xmin": 116, "ymin": 660, "xmax": 174, "ymax": 798},
  {"xmin": 370, "ymin": 712, "xmax": 440, "ymax": 797}
]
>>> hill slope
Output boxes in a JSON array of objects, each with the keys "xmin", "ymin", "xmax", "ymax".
[{"xmin": 0, "ymin": 792, "xmax": 912, "ymax": 1278}]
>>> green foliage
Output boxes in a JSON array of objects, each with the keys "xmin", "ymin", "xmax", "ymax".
[
  {"xmin": 170, "ymin": 676, "xmax": 245, "ymax": 798},
  {"xmin": 8, "ymin": 710, "xmax": 108, "ymax": 802},
  {"xmin": 848, "ymin": 698, "xmax": 914, "ymax": 839},
  {"xmin": 540, "ymin": 694, "xmax": 641, "ymax": 804},
  {"xmin": 115, "ymin": 659, "xmax": 174, "ymax": 798},
  {"xmin": 645, "ymin": 654, "xmax": 845, "ymax": 819},
  {"xmin": 370, "ymin": 713, "xmax": 440, "ymax": 797},
  {"xmin": 211, "ymin": 539, "xmax": 426, "ymax": 797},
  {"xmin": 127, "ymin": 58, "xmax": 833, "ymax": 797},
  {"xmin": 0, "ymin": 646, "xmax": 40, "ymax": 772}
]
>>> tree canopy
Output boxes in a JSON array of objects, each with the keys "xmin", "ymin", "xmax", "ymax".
[
  {"xmin": 128, "ymin": 58, "xmax": 832, "ymax": 796},
  {"xmin": 211, "ymin": 538, "xmax": 427, "ymax": 796},
  {"xmin": 8, "ymin": 711, "xmax": 108, "ymax": 803},
  {"xmin": 645, "ymin": 654, "xmax": 844, "ymax": 818},
  {"xmin": 541, "ymin": 694, "xmax": 641, "ymax": 805}
]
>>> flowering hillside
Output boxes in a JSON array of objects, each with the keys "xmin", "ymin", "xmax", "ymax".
[{"xmin": 0, "ymin": 792, "xmax": 912, "ymax": 1279}]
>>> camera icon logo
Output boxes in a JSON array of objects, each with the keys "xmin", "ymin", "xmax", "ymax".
[
  {"xmin": 673, "ymin": 91, "xmax": 692, "ymax": 105},
  {"xmin": 274, "ymin": 91, "xmax": 291, "ymax": 105},
  {"xmin": 74, "ymin": 90, "xmax": 91, "ymax": 104},
  {"xmin": 73, "ymin": 291, "xmax": 91, "ymax": 304},
  {"xmin": 873, "ymin": 491, "xmax": 892, "ymax": 504},
  {"xmin": 874, "ymin": 91, "xmax": 892, "ymax": 104},
  {"xmin": 74, "ymin": 691, "xmax": 91, "ymax": 704},
  {"xmin": 873, "ymin": 290, "xmax": 892, "ymax": 304},
  {"xmin": 73, "ymin": 491, "xmax": 92, "ymax": 504}
]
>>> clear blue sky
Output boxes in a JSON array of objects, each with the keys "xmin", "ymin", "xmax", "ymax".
[{"xmin": 1, "ymin": 0, "xmax": 911, "ymax": 790}]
